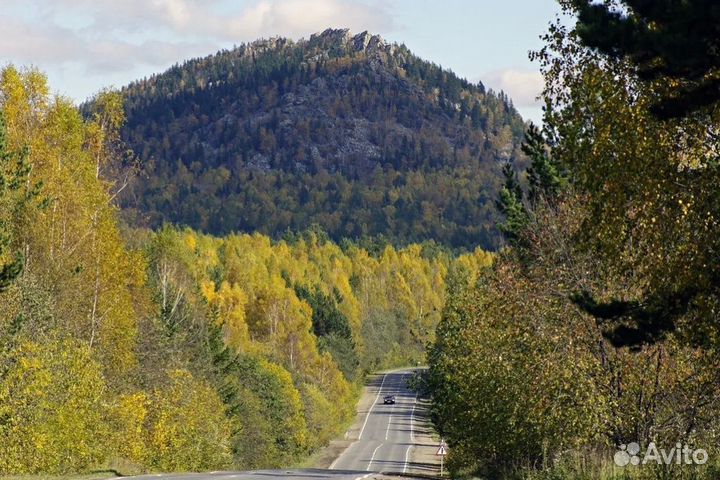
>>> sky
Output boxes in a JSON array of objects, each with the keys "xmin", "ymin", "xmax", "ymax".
[{"xmin": 1, "ymin": 0, "xmax": 566, "ymax": 123}]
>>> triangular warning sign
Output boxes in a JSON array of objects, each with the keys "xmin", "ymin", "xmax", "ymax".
[{"xmin": 436, "ymin": 444, "xmax": 447, "ymax": 455}]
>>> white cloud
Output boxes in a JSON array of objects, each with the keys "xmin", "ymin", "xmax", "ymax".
[
  {"xmin": 481, "ymin": 68, "xmax": 544, "ymax": 108},
  {"xmin": 0, "ymin": 15, "xmax": 212, "ymax": 74},
  {"xmin": 0, "ymin": 0, "xmax": 395, "ymax": 77},
  {"xmin": 224, "ymin": 0, "xmax": 395, "ymax": 39},
  {"xmin": 0, "ymin": 17, "xmax": 83, "ymax": 64}
]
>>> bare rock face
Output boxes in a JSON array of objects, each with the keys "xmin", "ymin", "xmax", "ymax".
[
  {"xmin": 350, "ymin": 30, "xmax": 387, "ymax": 53},
  {"xmin": 311, "ymin": 28, "xmax": 352, "ymax": 43},
  {"xmin": 352, "ymin": 31, "xmax": 373, "ymax": 52},
  {"xmin": 239, "ymin": 36, "xmax": 290, "ymax": 59},
  {"xmin": 306, "ymin": 28, "xmax": 391, "ymax": 57}
]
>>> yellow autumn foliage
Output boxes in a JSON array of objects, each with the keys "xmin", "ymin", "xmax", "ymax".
[
  {"xmin": 0, "ymin": 338, "xmax": 108, "ymax": 474},
  {"xmin": 108, "ymin": 392, "xmax": 149, "ymax": 465},
  {"xmin": 145, "ymin": 370, "xmax": 232, "ymax": 472}
]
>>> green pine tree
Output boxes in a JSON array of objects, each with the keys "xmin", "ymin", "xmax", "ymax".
[
  {"xmin": 495, "ymin": 161, "xmax": 527, "ymax": 242},
  {"xmin": 573, "ymin": 0, "xmax": 720, "ymax": 119},
  {"xmin": 523, "ymin": 123, "xmax": 565, "ymax": 204}
]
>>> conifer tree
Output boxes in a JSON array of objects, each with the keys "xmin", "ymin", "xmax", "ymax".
[
  {"xmin": 572, "ymin": 0, "xmax": 720, "ymax": 118},
  {"xmin": 523, "ymin": 123, "xmax": 565, "ymax": 204},
  {"xmin": 495, "ymin": 162, "xmax": 527, "ymax": 242}
]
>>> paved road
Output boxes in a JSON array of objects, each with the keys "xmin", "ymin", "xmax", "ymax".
[
  {"xmin": 133, "ymin": 470, "xmax": 389, "ymax": 480},
  {"xmin": 330, "ymin": 370, "xmax": 420, "ymax": 474}
]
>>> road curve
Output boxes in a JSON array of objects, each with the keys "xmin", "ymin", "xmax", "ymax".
[{"xmin": 330, "ymin": 370, "xmax": 420, "ymax": 474}]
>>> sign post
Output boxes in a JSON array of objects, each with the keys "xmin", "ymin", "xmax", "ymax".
[{"xmin": 436, "ymin": 439, "xmax": 448, "ymax": 477}]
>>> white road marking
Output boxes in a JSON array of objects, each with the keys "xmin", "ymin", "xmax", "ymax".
[
  {"xmin": 329, "ymin": 444, "xmax": 350, "ymax": 470},
  {"xmin": 332, "ymin": 372, "xmax": 389, "ymax": 470},
  {"xmin": 403, "ymin": 444, "xmax": 413, "ymax": 473},
  {"xmin": 332, "ymin": 370, "xmax": 418, "ymax": 472},
  {"xmin": 384, "ymin": 373, "xmax": 406, "ymax": 440},
  {"xmin": 353, "ymin": 473, "xmax": 374, "ymax": 480},
  {"xmin": 367, "ymin": 443, "xmax": 384, "ymax": 471},
  {"xmin": 410, "ymin": 393, "xmax": 418, "ymax": 441},
  {"xmin": 402, "ymin": 392, "xmax": 419, "ymax": 473},
  {"xmin": 384, "ymin": 399, "xmax": 396, "ymax": 440},
  {"xmin": 358, "ymin": 372, "xmax": 389, "ymax": 439}
]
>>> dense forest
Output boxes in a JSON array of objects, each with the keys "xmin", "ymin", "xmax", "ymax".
[
  {"xmin": 0, "ymin": 65, "xmax": 492, "ymax": 474},
  {"xmin": 428, "ymin": 1, "xmax": 720, "ymax": 479},
  {"xmin": 109, "ymin": 29, "xmax": 527, "ymax": 250}
]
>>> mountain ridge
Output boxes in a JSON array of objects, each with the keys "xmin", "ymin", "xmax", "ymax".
[{"xmin": 113, "ymin": 29, "xmax": 527, "ymax": 250}]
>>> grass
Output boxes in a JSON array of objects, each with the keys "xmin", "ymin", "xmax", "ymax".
[
  {"xmin": 0, "ymin": 457, "xmax": 150, "ymax": 480},
  {"xmin": 0, "ymin": 472, "xmax": 121, "ymax": 480},
  {"xmin": 497, "ymin": 449, "xmax": 720, "ymax": 480}
]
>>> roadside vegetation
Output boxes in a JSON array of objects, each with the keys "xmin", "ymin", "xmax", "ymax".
[{"xmin": 428, "ymin": 1, "xmax": 720, "ymax": 479}]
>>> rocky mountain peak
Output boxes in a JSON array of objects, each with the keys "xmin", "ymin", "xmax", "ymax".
[
  {"xmin": 241, "ymin": 36, "xmax": 290, "ymax": 57},
  {"xmin": 307, "ymin": 28, "xmax": 392, "ymax": 55}
]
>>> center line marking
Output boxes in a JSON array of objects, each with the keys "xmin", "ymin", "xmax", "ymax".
[
  {"xmin": 385, "ymin": 398, "xmax": 396, "ymax": 440},
  {"xmin": 359, "ymin": 372, "xmax": 389, "ymax": 439},
  {"xmin": 410, "ymin": 393, "xmax": 417, "ymax": 442}
]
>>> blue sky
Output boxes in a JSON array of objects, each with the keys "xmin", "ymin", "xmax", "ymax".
[{"xmin": 1, "ymin": 0, "xmax": 564, "ymax": 123}]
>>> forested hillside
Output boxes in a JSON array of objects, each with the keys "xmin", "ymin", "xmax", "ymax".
[
  {"xmin": 112, "ymin": 29, "xmax": 526, "ymax": 250},
  {"xmin": 428, "ymin": 3, "xmax": 720, "ymax": 478},
  {"xmin": 0, "ymin": 65, "xmax": 493, "ymax": 474}
]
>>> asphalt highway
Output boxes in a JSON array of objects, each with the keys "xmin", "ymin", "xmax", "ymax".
[
  {"xmin": 132, "ymin": 470, "xmax": 391, "ymax": 480},
  {"xmin": 330, "ymin": 370, "xmax": 419, "ymax": 473}
]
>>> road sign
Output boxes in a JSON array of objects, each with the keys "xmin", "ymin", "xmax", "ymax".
[{"xmin": 436, "ymin": 440, "xmax": 448, "ymax": 477}]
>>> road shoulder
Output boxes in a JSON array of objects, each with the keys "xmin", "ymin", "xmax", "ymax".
[{"xmin": 309, "ymin": 372, "xmax": 386, "ymax": 469}]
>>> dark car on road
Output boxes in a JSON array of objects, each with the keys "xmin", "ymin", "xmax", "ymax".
[{"xmin": 383, "ymin": 395, "xmax": 396, "ymax": 405}]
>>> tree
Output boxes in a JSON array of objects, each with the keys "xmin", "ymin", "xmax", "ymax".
[
  {"xmin": 1, "ymin": 66, "xmax": 145, "ymax": 380},
  {"xmin": 572, "ymin": 0, "xmax": 720, "ymax": 119},
  {"xmin": 0, "ymin": 339, "xmax": 109, "ymax": 474},
  {"xmin": 0, "ymin": 113, "xmax": 43, "ymax": 291},
  {"xmin": 495, "ymin": 162, "xmax": 527, "ymax": 242},
  {"xmin": 145, "ymin": 369, "xmax": 232, "ymax": 472},
  {"xmin": 536, "ymin": 8, "xmax": 720, "ymax": 347},
  {"xmin": 522, "ymin": 123, "xmax": 565, "ymax": 204}
]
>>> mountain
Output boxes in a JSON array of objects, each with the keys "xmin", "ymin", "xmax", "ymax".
[{"xmin": 115, "ymin": 28, "xmax": 527, "ymax": 250}]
